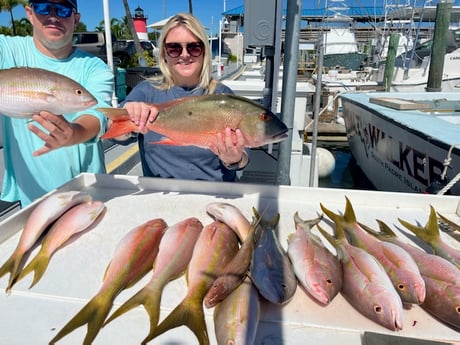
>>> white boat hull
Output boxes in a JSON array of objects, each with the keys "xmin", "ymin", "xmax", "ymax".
[{"xmin": 340, "ymin": 92, "xmax": 460, "ymax": 195}]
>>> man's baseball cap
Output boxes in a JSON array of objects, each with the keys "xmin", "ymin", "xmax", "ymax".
[{"xmin": 29, "ymin": 0, "xmax": 78, "ymax": 11}]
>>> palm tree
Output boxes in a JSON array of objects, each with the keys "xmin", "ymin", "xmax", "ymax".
[
  {"xmin": 0, "ymin": 0, "xmax": 27, "ymax": 35},
  {"xmin": 121, "ymin": 0, "xmax": 142, "ymax": 55}
]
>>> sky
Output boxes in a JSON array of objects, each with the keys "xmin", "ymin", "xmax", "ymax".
[
  {"xmin": 0, "ymin": 0, "xmax": 244, "ymax": 35},
  {"xmin": 1, "ymin": 0, "xmax": 457, "ymax": 35}
]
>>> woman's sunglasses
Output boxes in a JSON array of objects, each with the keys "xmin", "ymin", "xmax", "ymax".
[
  {"xmin": 164, "ymin": 42, "xmax": 204, "ymax": 58},
  {"xmin": 31, "ymin": 2, "xmax": 75, "ymax": 18}
]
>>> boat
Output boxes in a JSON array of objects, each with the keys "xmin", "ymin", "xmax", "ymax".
[
  {"xmin": 340, "ymin": 91, "xmax": 460, "ymax": 195},
  {"xmin": 322, "ymin": 26, "xmax": 368, "ymax": 71}
]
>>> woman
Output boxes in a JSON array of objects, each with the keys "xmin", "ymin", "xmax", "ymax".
[{"xmin": 117, "ymin": 13, "xmax": 249, "ymax": 182}]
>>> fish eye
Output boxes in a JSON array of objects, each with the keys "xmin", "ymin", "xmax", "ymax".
[
  {"xmin": 75, "ymin": 89, "xmax": 83, "ymax": 95},
  {"xmin": 397, "ymin": 284, "xmax": 405, "ymax": 291},
  {"xmin": 260, "ymin": 113, "xmax": 272, "ymax": 122},
  {"xmin": 374, "ymin": 305, "xmax": 383, "ymax": 313}
]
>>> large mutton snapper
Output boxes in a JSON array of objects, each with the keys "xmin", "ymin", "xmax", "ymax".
[
  {"xmin": 0, "ymin": 67, "xmax": 97, "ymax": 117},
  {"xmin": 98, "ymin": 94, "xmax": 289, "ymax": 148}
]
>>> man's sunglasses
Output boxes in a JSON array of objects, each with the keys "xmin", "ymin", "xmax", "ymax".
[
  {"xmin": 31, "ymin": 2, "xmax": 75, "ymax": 18},
  {"xmin": 164, "ymin": 42, "xmax": 204, "ymax": 58}
]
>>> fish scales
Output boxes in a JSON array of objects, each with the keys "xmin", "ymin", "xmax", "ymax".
[
  {"xmin": 204, "ymin": 203, "xmax": 259, "ymax": 308},
  {"xmin": 0, "ymin": 190, "xmax": 92, "ymax": 292},
  {"xmin": 287, "ymin": 212, "xmax": 342, "ymax": 305},
  {"xmin": 368, "ymin": 220, "xmax": 460, "ymax": 330},
  {"xmin": 206, "ymin": 202, "xmax": 251, "ymax": 241},
  {"xmin": 250, "ymin": 209, "xmax": 297, "ymax": 305},
  {"xmin": 318, "ymin": 204, "xmax": 404, "ymax": 332},
  {"xmin": 103, "ymin": 217, "xmax": 203, "ymax": 342},
  {"xmin": 49, "ymin": 218, "xmax": 168, "ymax": 345},
  {"xmin": 214, "ymin": 277, "xmax": 260, "ymax": 345},
  {"xmin": 16, "ymin": 200, "xmax": 106, "ymax": 289},
  {"xmin": 0, "ymin": 67, "xmax": 97, "ymax": 117},
  {"xmin": 99, "ymin": 94, "xmax": 288, "ymax": 148},
  {"xmin": 322, "ymin": 197, "xmax": 426, "ymax": 305},
  {"xmin": 149, "ymin": 220, "xmax": 239, "ymax": 345}
]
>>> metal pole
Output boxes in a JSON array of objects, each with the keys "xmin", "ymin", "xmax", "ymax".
[
  {"xmin": 218, "ymin": 19, "xmax": 222, "ymax": 77},
  {"xmin": 102, "ymin": 0, "xmax": 118, "ymax": 107},
  {"xmin": 310, "ymin": 35, "xmax": 324, "ymax": 186},
  {"xmin": 276, "ymin": 0, "xmax": 302, "ymax": 185}
]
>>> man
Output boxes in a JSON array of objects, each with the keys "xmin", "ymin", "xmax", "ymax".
[{"xmin": 0, "ymin": 0, "xmax": 113, "ymax": 206}]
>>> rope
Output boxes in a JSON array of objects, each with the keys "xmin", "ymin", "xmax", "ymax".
[{"xmin": 437, "ymin": 143, "xmax": 460, "ymax": 195}]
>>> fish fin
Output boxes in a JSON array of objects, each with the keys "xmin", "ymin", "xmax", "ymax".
[
  {"xmin": 0, "ymin": 251, "xmax": 29, "ymax": 293},
  {"xmin": 146, "ymin": 298, "xmax": 208, "ymax": 345},
  {"xmin": 320, "ymin": 202, "xmax": 345, "ymax": 228},
  {"xmin": 101, "ymin": 120, "xmax": 139, "ymax": 140},
  {"xmin": 49, "ymin": 295, "xmax": 111, "ymax": 345},
  {"xmin": 437, "ymin": 212, "xmax": 460, "ymax": 233},
  {"xmin": 0, "ymin": 255, "xmax": 15, "ymax": 292},
  {"xmin": 148, "ymin": 137, "xmax": 182, "ymax": 146},
  {"xmin": 15, "ymin": 251, "xmax": 50, "ymax": 289},
  {"xmin": 398, "ymin": 206, "xmax": 440, "ymax": 245},
  {"xmin": 96, "ymin": 107, "xmax": 131, "ymax": 121},
  {"xmin": 317, "ymin": 223, "xmax": 337, "ymax": 247},
  {"xmin": 293, "ymin": 211, "xmax": 323, "ymax": 231},
  {"xmin": 104, "ymin": 285, "xmax": 161, "ymax": 334},
  {"xmin": 343, "ymin": 196, "xmax": 358, "ymax": 224}
]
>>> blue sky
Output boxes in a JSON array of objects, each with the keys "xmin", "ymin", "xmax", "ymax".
[
  {"xmin": 0, "ymin": 0, "xmax": 244, "ymax": 35},
  {"xmin": 0, "ymin": 0, "xmax": 456, "ymax": 35}
]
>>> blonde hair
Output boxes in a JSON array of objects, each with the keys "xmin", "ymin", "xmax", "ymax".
[{"xmin": 154, "ymin": 13, "xmax": 216, "ymax": 93}]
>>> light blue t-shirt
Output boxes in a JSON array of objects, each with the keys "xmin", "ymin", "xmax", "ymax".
[{"xmin": 0, "ymin": 35, "xmax": 114, "ymax": 206}]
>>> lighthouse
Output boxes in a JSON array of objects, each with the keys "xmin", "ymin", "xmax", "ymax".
[{"xmin": 133, "ymin": 6, "xmax": 148, "ymax": 40}]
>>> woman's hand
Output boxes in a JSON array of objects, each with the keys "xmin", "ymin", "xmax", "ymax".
[
  {"xmin": 123, "ymin": 102, "xmax": 159, "ymax": 134},
  {"xmin": 209, "ymin": 128, "xmax": 249, "ymax": 169}
]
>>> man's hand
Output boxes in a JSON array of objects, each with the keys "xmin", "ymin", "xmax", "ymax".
[{"xmin": 28, "ymin": 111, "xmax": 100, "ymax": 156}]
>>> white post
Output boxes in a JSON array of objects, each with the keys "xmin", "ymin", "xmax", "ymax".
[
  {"xmin": 102, "ymin": 0, "xmax": 118, "ymax": 107},
  {"xmin": 218, "ymin": 18, "xmax": 222, "ymax": 77}
]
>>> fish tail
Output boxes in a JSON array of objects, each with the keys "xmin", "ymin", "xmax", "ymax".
[
  {"xmin": 319, "ymin": 203, "xmax": 349, "ymax": 240},
  {"xmin": 1, "ymin": 251, "xmax": 27, "ymax": 293},
  {"xmin": 96, "ymin": 107, "xmax": 131, "ymax": 120},
  {"xmin": 398, "ymin": 206, "xmax": 439, "ymax": 244},
  {"xmin": 15, "ymin": 251, "xmax": 50, "ymax": 289},
  {"xmin": 105, "ymin": 285, "xmax": 161, "ymax": 333},
  {"xmin": 343, "ymin": 196, "xmax": 358, "ymax": 223},
  {"xmin": 0, "ymin": 255, "xmax": 15, "ymax": 292},
  {"xmin": 98, "ymin": 107, "xmax": 138, "ymax": 140},
  {"xmin": 101, "ymin": 120, "xmax": 139, "ymax": 140},
  {"xmin": 360, "ymin": 220, "xmax": 396, "ymax": 241},
  {"xmin": 146, "ymin": 298, "xmax": 209, "ymax": 345},
  {"xmin": 319, "ymin": 202, "xmax": 345, "ymax": 227},
  {"xmin": 317, "ymin": 223, "xmax": 340, "ymax": 248},
  {"xmin": 293, "ymin": 211, "xmax": 323, "ymax": 230},
  {"xmin": 49, "ymin": 295, "xmax": 111, "ymax": 345}
]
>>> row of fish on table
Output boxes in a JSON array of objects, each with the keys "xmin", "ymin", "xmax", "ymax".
[{"xmin": 0, "ymin": 190, "xmax": 460, "ymax": 344}]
